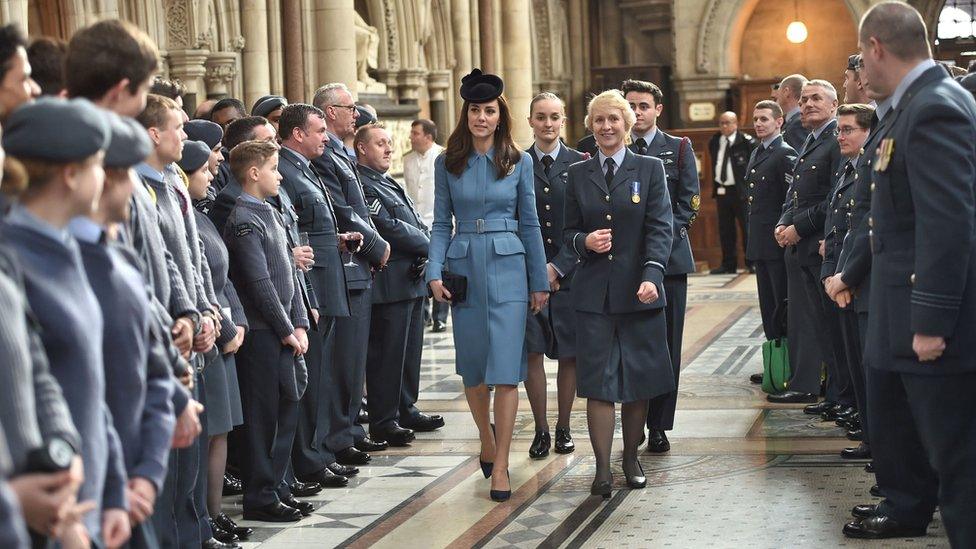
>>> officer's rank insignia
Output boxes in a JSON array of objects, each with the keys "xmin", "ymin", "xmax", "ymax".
[
  {"xmin": 631, "ymin": 181, "xmax": 641, "ymax": 204},
  {"xmin": 368, "ymin": 199, "xmax": 382, "ymax": 216},
  {"xmin": 691, "ymin": 194, "xmax": 701, "ymax": 211},
  {"xmin": 875, "ymin": 138, "xmax": 894, "ymax": 172}
]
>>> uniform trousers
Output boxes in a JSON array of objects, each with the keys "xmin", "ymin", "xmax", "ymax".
[
  {"xmin": 424, "ymin": 297, "xmax": 448, "ymax": 325},
  {"xmin": 839, "ymin": 309, "xmax": 868, "ymax": 442},
  {"xmin": 647, "ymin": 274, "xmax": 687, "ymax": 431},
  {"xmin": 400, "ymin": 297, "xmax": 426, "ymax": 422},
  {"xmin": 128, "ymin": 517, "xmax": 161, "ymax": 549},
  {"xmin": 237, "ymin": 330, "xmax": 300, "ymax": 510},
  {"xmin": 818, "ymin": 288, "xmax": 854, "ymax": 407},
  {"xmin": 194, "ymin": 371, "xmax": 213, "ymax": 539},
  {"xmin": 291, "ymin": 317, "xmax": 337, "ymax": 477},
  {"xmin": 716, "ymin": 190, "xmax": 748, "ymax": 270},
  {"xmin": 783, "ymin": 247, "xmax": 823, "ymax": 394},
  {"xmin": 754, "ymin": 259, "xmax": 787, "ymax": 340},
  {"xmin": 366, "ymin": 298, "xmax": 423, "ymax": 432},
  {"xmin": 324, "ymin": 288, "xmax": 372, "ymax": 452}
]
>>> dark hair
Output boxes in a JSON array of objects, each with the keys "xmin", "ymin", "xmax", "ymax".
[
  {"xmin": 0, "ymin": 24, "xmax": 27, "ymax": 82},
  {"xmin": 859, "ymin": 2, "xmax": 930, "ymax": 61},
  {"xmin": 230, "ymin": 140, "xmax": 280, "ymax": 185},
  {"xmin": 620, "ymin": 79, "xmax": 664, "ymax": 106},
  {"xmin": 278, "ymin": 103, "xmax": 325, "ymax": 142},
  {"xmin": 149, "ymin": 77, "xmax": 186, "ymax": 100},
  {"xmin": 223, "ymin": 115, "xmax": 270, "ymax": 150},
  {"xmin": 136, "ymin": 94, "xmax": 180, "ymax": 130},
  {"xmin": 754, "ymin": 99, "xmax": 784, "ymax": 119},
  {"xmin": 445, "ymin": 96, "xmax": 521, "ymax": 178},
  {"xmin": 209, "ymin": 97, "xmax": 246, "ymax": 119},
  {"xmin": 26, "ymin": 37, "xmax": 66, "ymax": 96},
  {"xmin": 65, "ymin": 19, "xmax": 160, "ymax": 100},
  {"xmin": 354, "ymin": 123, "xmax": 387, "ymax": 155},
  {"xmin": 836, "ymin": 103, "xmax": 875, "ymax": 129},
  {"xmin": 411, "ymin": 118, "xmax": 437, "ymax": 141}
]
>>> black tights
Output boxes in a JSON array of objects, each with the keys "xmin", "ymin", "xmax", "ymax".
[{"xmin": 587, "ymin": 398, "xmax": 646, "ymax": 482}]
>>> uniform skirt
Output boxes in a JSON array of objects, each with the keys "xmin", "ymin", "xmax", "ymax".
[
  {"xmin": 203, "ymin": 353, "xmax": 244, "ymax": 435},
  {"xmin": 575, "ymin": 305, "xmax": 675, "ymax": 403},
  {"xmin": 525, "ymin": 289, "xmax": 577, "ymax": 359}
]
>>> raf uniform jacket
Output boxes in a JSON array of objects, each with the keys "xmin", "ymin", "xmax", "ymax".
[
  {"xmin": 782, "ymin": 109, "xmax": 810, "ymax": 151},
  {"xmin": 744, "ymin": 135, "xmax": 797, "ymax": 262},
  {"xmin": 635, "ymin": 129, "xmax": 700, "ymax": 275},
  {"xmin": 312, "ymin": 136, "xmax": 389, "ymax": 291},
  {"xmin": 563, "ymin": 148, "xmax": 674, "ymax": 314},
  {"xmin": 820, "ymin": 158, "xmax": 858, "ymax": 280},
  {"xmin": 707, "ymin": 130, "xmax": 756, "ymax": 197},
  {"xmin": 359, "ymin": 165, "xmax": 430, "ymax": 304},
  {"xmin": 529, "ymin": 144, "xmax": 587, "ymax": 288},
  {"xmin": 778, "ymin": 119, "xmax": 842, "ymax": 267},
  {"xmin": 867, "ymin": 65, "xmax": 976, "ymax": 374},
  {"xmin": 278, "ymin": 146, "xmax": 351, "ymax": 319}
]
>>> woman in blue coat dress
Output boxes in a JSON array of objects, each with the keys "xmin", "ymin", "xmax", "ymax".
[
  {"xmin": 426, "ymin": 70, "xmax": 549, "ymax": 501},
  {"xmin": 564, "ymin": 90, "xmax": 675, "ymax": 498}
]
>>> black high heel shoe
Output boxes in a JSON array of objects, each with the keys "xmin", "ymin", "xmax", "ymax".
[
  {"xmin": 624, "ymin": 459, "xmax": 647, "ymax": 489},
  {"xmin": 590, "ymin": 477, "xmax": 612, "ymax": 499},
  {"xmin": 490, "ymin": 468, "xmax": 511, "ymax": 502},
  {"xmin": 480, "ymin": 423, "xmax": 496, "ymax": 479}
]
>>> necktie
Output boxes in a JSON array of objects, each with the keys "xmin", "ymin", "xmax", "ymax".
[
  {"xmin": 844, "ymin": 160, "xmax": 855, "ymax": 179},
  {"xmin": 604, "ymin": 157, "xmax": 616, "ymax": 187},
  {"xmin": 635, "ymin": 137, "xmax": 648, "ymax": 156},
  {"xmin": 799, "ymin": 133, "xmax": 815, "ymax": 157},
  {"xmin": 542, "ymin": 155, "xmax": 554, "ymax": 176},
  {"xmin": 718, "ymin": 136, "xmax": 731, "ymax": 185}
]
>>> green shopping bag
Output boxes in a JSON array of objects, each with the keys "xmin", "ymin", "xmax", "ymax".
[{"xmin": 761, "ymin": 338, "xmax": 791, "ymax": 395}]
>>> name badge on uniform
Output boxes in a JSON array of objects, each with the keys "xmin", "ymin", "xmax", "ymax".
[
  {"xmin": 875, "ymin": 138, "xmax": 894, "ymax": 172},
  {"xmin": 631, "ymin": 181, "xmax": 641, "ymax": 204}
]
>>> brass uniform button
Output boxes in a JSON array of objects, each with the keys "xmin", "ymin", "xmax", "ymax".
[
  {"xmin": 868, "ymin": 216, "xmax": 873, "ymax": 228},
  {"xmin": 546, "ymin": 238, "xmax": 553, "ymax": 244},
  {"xmin": 605, "ymin": 214, "xmax": 612, "ymax": 221},
  {"xmin": 605, "ymin": 195, "xmax": 610, "ymax": 201},
  {"xmin": 545, "ymin": 205, "xmax": 551, "ymax": 210},
  {"xmin": 608, "ymin": 254, "xmax": 614, "ymax": 260},
  {"xmin": 545, "ymin": 222, "xmax": 552, "ymax": 227},
  {"xmin": 749, "ymin": 183, "xmax": 755, "ymax": 189},
  {"xmin": 910, "ymin": 273, "xmax": 916, "ymax": 285},
  {"xmin": 871, "ymin": 183, "xmax": 876, "ymax": 192},
  {"xmin": 544, "ymin": 187, "xmax": 550, "ymax": 193}
]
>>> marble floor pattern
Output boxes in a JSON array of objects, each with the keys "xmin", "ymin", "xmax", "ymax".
[{"xmin": 224, "ymin": 273, "xmax": 950, "ymax": 548}]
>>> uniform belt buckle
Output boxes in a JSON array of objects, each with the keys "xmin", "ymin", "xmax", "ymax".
[{"xmin": 475, "ymin": 219, "xmax": 485, "ymax": 233}]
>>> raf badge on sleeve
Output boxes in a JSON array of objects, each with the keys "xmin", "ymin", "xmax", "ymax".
[
  {"xmin": 631, "ymin": 181, "xmax": 641, "ymax": 204},
  {"xmin": 691, "ymin": 194, "xmax": 701, "ymax": 211},
  {"xmin": 875, "ymin": 138, "xmax": 894, "ymax": 172}
]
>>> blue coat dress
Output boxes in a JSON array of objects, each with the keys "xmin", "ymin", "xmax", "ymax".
[{"xmin": 426, "ymin": 150, "xmax": 548, "ymax": 387}]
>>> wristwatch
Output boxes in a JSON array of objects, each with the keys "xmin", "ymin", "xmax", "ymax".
[{"xmin": 27, "ymin": 437, "xmax": 75, "ymax": 473}]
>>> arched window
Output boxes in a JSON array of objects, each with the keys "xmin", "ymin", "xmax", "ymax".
[{"xmin": 939, "ymin": 1, "xmax": 976, "ymax": 40}]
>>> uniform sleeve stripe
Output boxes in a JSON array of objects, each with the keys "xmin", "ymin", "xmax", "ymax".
[{"xmin": 643, "ymin": 260, "xmax": 665, "ymax": 270}]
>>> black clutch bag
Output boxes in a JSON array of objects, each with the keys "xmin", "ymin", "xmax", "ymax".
[{"xmin": 441, "ymin": 271, "xmax": 468, "ymax": 304}]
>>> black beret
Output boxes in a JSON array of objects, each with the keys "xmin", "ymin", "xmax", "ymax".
[
  {"xmin": 847, "ymin": 54, "xmax": 862, "ymax": 71},
  {"xmin": 459, "ymin": 68, "xmax": 504, "ymax": 103},
  {"xmin": 354, "ymin": 105, "xmax": 376, "ymax": 129},
  {"xmin": 104, "ymin": 112, "xmax": 152, "ymax": 168},
  {"xmin": 177, "ymin": 140, "xmax": 212, "ymax": 175},
  {"xmin": 252, "ymin": 95, "xmax": 287, "ymax": 119},
  {"xmin": 183, "ymin": 120, "xmax": 223, "ymax": 150},
  {"xmin": 2, "ymin": 97, "xmax": 109, "ymax": 162}
]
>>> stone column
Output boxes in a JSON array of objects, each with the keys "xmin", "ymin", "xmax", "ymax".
[
  {"xmin": 282, "ymin": 0, "xmax": 305, "ymax": 102},
  {"xmin": 168, "ymin": 49, "xmax": 210, "ymax": 104},
  {"xmin": 205, "ymin": 52, "xmax": 239, "ymax": 98},
  {"xmin": 0, "ymin": 0, "xmax": 27, "ymax": 26},
  {"xmin": 241, "ymin": 0, "xmax": 271, "ymax": 108},
  {"xmin": 267, "ymin": 0, "xmax": 285, "ymax": 96},
  {"xmin": 477, "ymin": 0, "xmax": 495, "ymax": 72},
  {"xmin": 500, "ymin": 0, "xmax": 533, "ymax": 147},
  {"xmin": 313, "ymin": 0, "xmax": 358, "ymax": 99},
  {"xmin": 428, "ymin": 69, "xmax": 452, "ymax": 145}
]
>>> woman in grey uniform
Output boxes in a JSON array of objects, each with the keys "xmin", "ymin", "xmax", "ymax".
[{"xmin": 563, "ymin": 90, "xmax": 674, "ymax": 498}]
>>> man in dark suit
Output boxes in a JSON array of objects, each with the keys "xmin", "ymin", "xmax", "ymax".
[
  {"xmin": 745, "ymin": 101, "xmax": 796, "ymax": 354},
  {"xmin": 840, "ymin": 3, "xmax": 976, "ymax": 543},
  {"xmin": 620, "ymin": 79, "xmax": 700, "ymax": 454},
  {"xmin": 776, "ymin": 74, "xmax": 811, "ymax": 151},
  {"xmin": 311, "ymin": 83, "xmax": 393, "ymax": 460},
  {"xmin": 357, "ymin": 124, "xmax": 444, "ymax": 442},
  {"xmin": 708, "ymin": 111, "xmax": 756, "ymax": 274},
  {"xmin": 768, "ymin": 80, "xmax": 843, "ymax": 405}
]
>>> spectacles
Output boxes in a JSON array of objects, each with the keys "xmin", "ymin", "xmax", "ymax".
[
  {"xmin": 329, "ymin": 104, "xmax": 357, "ymax": 113},
  {"xmin": 838, "ymin": 126, "xmax": 865, "ymax": 136}
]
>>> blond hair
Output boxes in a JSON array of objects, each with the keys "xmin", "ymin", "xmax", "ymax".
[{"xmin": 584, "ymin": 89, "xmax": 636, "ymax": 135}]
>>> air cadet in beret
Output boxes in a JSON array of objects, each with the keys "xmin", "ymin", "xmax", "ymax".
[
  {"xmin": 2, "ymin": 97, "xmax": 132, "ymax": 547},
  {"xmin": 251, "ymin": 95, "xmax": 287, "ymax": 130}
]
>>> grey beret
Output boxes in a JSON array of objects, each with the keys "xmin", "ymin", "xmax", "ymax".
[
  {"xmin": 354, "ymin": 105, "xmax": 376, "ymax": 129},
  {"xmin": 104, "ymin": 112, "xmax": 153, "ymax": 168},
  {"xmin": 177, "ymin": 140, "xmax": 212, "ymax": 174},
  {"xmin": 183, "ymin": 120, "xmax": 223, "ymax": 150},
  {"xmin": 252, "ymin": 95, "xmax": 287, "ymax": 119},
  {"xmin": 2, "ymin": 97, "xmax": 109, "ymax": 162}
]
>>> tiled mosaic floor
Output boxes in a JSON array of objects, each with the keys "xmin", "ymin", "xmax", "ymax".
[{"xmin": 223, "ymin": 273, "xmax": 950, "ymax": 548}]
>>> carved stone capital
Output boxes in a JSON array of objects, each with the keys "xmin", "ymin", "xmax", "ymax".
[
  {"xmin": 397, "ymin": 68, "xmax": 428, "ymax": 101},
  {"xmin": 427, "ymin": 69, "xmax": 452, "ymax": 101},
  {"xmin": 205, "ymin": 52, "xmax": 239, "ymax": 96}
]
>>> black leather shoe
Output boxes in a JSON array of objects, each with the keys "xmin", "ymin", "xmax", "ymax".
[
  {"xmin": 213, "ymin": 512, "xmax": 252, "ymax": 540},
  {"xmin": 841, "ymin": 443, "xmax": 871, "ymax": 460},
  {"xmin": 803, "ymin": 400, "xmax": 835, "ymax": 414},
  {"xmin": 843, "ymin": 515, "xmax": 927, "ymax": 539},
  {"xmin": 749, "ymin": 373, "xmax": 764, "ymax": 384},
  {"xmin": 370, "ymin": 425, "xmax": 415, "ymax": 447},
  {"xmin": 590, "ymin": 478, "xmax": 612, "ymax": 499},
  {"xmin": 646, "ymin": 430, "xmax": 670, "ymax": 453},
  {"xmin": 222, "ymin": 472, "xmax": 243, "ymax": 496},
  {"xmin": 852, "ymin": 504, "xmax": 877, "ymax": 519},
  {"xmin": 554, "ymin": 428, "xmax": 575, "ymax": 454},
  {"xmin": 353, "ymin": 437, "xmax": 388, "ymax": 453},
  {"xmin": 865, "ymin": 461, "xmax": 875, "ymax": 473},
  {"xmin": 835, "ymin": 406, "xmax": 858, "ymax": 421},
  {"xmin": 847, "ymin": 429, "xmax": 864, "ymax": 441},
  {"xmin": 489, "ymin": 468, "xmax": 511, "ymax": 502},
  {"xmin": 282, "ymin": 495, "xmax": 314, "ymax": 516},
  {"xmin": 301, "ymin": 468, "xmax": 349, "ymax": 488},
  {"xmin": 768, "ymin": 391, "xmax": 819, "ymax": 404},
  {"xmin": 837, "ymin": 414, "xmax": 860, "ymax": 429},
  {"xmin": 822, "ymin": 405, "xmax": 856, "ymax": 422},
  {"xmin": 870, "ymin": 485, "xmax": 882, "ymax": 497},
  {"xmin": 709, "ymin": 266, "xmax": 735, "ymax": 274},
  {"xmin": 327, "ymin": 462, "xmax": 359, "ymax": 477},
  {"xmin": 209, "ymin": 519, "xmax": 239, "ymax": 544},
  {"xmin": 747, "ymin": 265, "xmax": 756, "ymax": 274},
  {"xmin": 432, "ymin": 320, "xmax": 446, "ymax": 333},
  {"xmin": 202, "ymin": 537, "xmax": 241, "ymax": 549},
  {"xmin": 399, "ymin": 413, "xmax": 445, "ymax": 432},
  {"xmin": 289, "ymin": 481, "xmax": 322, "ymax": 497},
  {"xmin": 356, "ymin": 408, "xmax": 370, "ymax": 425},
  {"xmin": 528, "ymin": 431, "xmax": 551, "ymax": 459},
  {"xmin": 242, "ymin": 501, "xmax": 302, "ymax": 522},
  {"xmin": 337, "ymin": 446, "xmax": 371, "ymax": 465}
]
